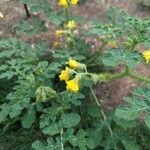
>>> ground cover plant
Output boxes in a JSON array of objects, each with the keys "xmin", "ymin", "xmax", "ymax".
[{"xmin": 0, "ymin": 0, "xmax": 150, "ymax": 150}]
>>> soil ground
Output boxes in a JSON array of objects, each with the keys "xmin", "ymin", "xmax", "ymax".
[{"xmin": 0, "ymin": 0, "xmax": 150, "ymax": 107}]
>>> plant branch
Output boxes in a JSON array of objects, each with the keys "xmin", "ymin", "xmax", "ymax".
[
  {"xmin": 128, "ymin": 71, "xmax": 150, "ymax": 84},
  {"xmin": 90, "ymin": 87, "xmax": 113, "ymax": 136},
  {"xmin": 60, "ymin": 128, "xmax": 64, "ymax": 150}
]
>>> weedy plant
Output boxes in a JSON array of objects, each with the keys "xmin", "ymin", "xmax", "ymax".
[{"xmin": 0, "ymin": 0, "xmax": 150, "ymax": 150}]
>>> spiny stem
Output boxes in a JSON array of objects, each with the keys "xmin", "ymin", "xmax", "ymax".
[
  {"xmin": 108, "ymin": 67, "xmax": 129, "ymax": 81},
  {"xmin": 84, "ymin": 67, "xmax": 113, "ymax": 135},
  {"xmin": 83, "ymin": 64, "xmax": 150, "ymax": 85},
  {"xmin": 128, "ymin": 71, "xmax": 150, "ymax": 84},
  {"xmin": 90, "ymin": 87, "xmax": 113, "ymax": 136},
  {"xmin": 95, "ymin": 66, "xmax": 150, "ymax": 84}
]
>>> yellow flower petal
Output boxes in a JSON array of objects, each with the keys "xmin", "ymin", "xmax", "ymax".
[
  {"xmin": 55, "ymin": 30, "xmax": 65, "ymax": 37},
  {"xmin": 142, "ymin": 50, "xmax": 150, "ymax": 64},
  {"xmin": 68, "ymin": 58, "xmax": 80, "ymax": 70},
  {"xmin": 66, "ymin": 78, "xmax": 79, "ymax": 92},
  {"xmin": 71, "ymin": 0, "xmax": 79, "ymax": 5},
  {"xmin": 66, "ymin": 20, "xmax": 77, "ymax": 29},
  {"xmin": 59, "ymin": 67, "xmax": 70, "ymax": 81},
  {"xmin": 58, "ymin": 0, "xmax": 68, "ymax": 7}
]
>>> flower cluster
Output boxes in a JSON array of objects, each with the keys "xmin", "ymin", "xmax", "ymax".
[
  {"xmin": 55, "ymin": 20, "xmax": 77, "ymax": 36},
  {"xmin": 143, "ymin": 50, "xmax": 150, "ymax": 64},
  {"xmin": 53, "ymin": 20, "xmax": 77, "ymax": 48},
  {"xmin": 58, "ymin": 0, "xmax": 79, "ymax": 8},
  {"xmin": 59, "ymin": 58, "xmax": 84, "ymax": 92}
]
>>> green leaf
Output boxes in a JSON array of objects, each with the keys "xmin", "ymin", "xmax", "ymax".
[
  {"xmin": 21, "ymin": 106, "xmax": 36, "ymax": 129},
  {"xmin": 13, "ymin": 16, "xmax": 47, "ymax": 35},
  {"xmin": 42, "ymin": 123, "xmax": 60, "ymax": 136},
  {"xmin": 144, "ymin": 114, "xmax": 150, "ymax": 129},
  {"xmin": 57, "ymin": 91, "xmax": 84, "ymax": 106},
  {"xmin": 86, "ymin": 129, "xmax": 102, "ymax": 149},
  {"xmin": 115, "ymin": 96, "xmax": 148, "ymax": 121},
  {"xmin": 0, "ymin": 111, "xmax": 7, "ymax": 123},
  {"xmin": 69, "ymin": 129, "xmax": 87, "ymax": 150},
  {"xmin": 40, "ymin": 106, "xmax": 62, "ymax": 129},
  {"xmin": 114, "ymin": 118, "xmax": 137, "ymax": 129},
  {"xmin": 32, "ymin": 140, "xmax": 46, "ymax": 150},
  {"xmin": 132, "ymin": 86, "xmax": 150, "ymax": 102},
  {"xmin": 6, "ymin": 74, "xmax": 35, "ymax": 118},
  {"xmin": 115, "ymin": 107, "xmax": 140, "ymax": 121},
  {"xmin": 0, "ymin": 50, "xmax": 15, "ymax": 58},
  {"xmin": 61, "ymin": 113, "xmax": 81, "ymax": 128},
  {"xmin": 122, "ymin": 140, "xmax": 139, "ymax": 150},
  {"xmin": 49, "ymin": 11, "xmax": 66, "ymax": 25},
  {"xmin": 32, "ymin": 138, "xmax": 60, "ymax": 150},
  {"xmin": 87, "ymin": 105, "xmax": 101, "ymax": 118},
  {"xmin": 103, "ymin": 49, "xmax": 142, "ymax": 68},
  {"xmin": 9, "ymin": 98, "xmax": 31, "ymax": 118},
  {"xmin": 102, "ymin": 134, "xmax": 119, "ymax": 150}
]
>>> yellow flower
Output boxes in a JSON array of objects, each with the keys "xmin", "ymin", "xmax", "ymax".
[
  {"xmin": 66, "ymin": 20, "xmax": 77, "ymax": 29},
  {"xmin": 55, "ymin": 30, "xmax": 65, "ymax": 37},
  {"xmin": 71, "ymin": 0, "xmax": 79, "ymax": 5},
  {"xmin": 68, "ymin": 58, "xmax": 80, "ymax": 70},
  {"xmin": 58, "ymin": 0, "xmax": 68, "ymax": 7},
  {"xmin": 66, "ymin": 78, "xmax": 79, "ymax": 92},
  {"xmin": 142, "ymin": 50, "xmax": 150, "ymax": 64},
  {"xmin": 59, "ymin": 67, "xmax": 70, "ymax": 81}
]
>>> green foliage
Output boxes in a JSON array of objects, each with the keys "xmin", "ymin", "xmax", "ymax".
[
  {"xmin": 116, "ymin": 86, "xmax": 150, "ymax": 129},
  {"xmin": 21, "ymin": 105, "xmax": 36, "ymax": 128},
  {"xmin": 0, "ymin": 2, "xmax": 150, "ymax": 150},
  {"xmin": 0, "ymin": 38, "xmax": 37, "ymax": 79},
  {"xmin": 102, "ymin": 48, "xmax": 142, "ymax": 68},
  {"xmin": 13, "ymin": 16, "xmax": 47, "ymax": 35},
  {"xmin": 61, "ymin": 113, "xmax": 81, "ymax": 128}
]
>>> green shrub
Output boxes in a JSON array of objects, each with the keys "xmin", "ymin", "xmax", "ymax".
[{"xmin": 0, "ymin": 1, "xmax": 150, "ymax": 150}]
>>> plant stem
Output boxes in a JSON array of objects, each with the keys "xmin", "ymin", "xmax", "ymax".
[
  {"xmin": 84, "ymin": 65, "xmax": 150, "ymax": 85},
  {"xmin": 65, "ymin": 8, "xmax": 69, "ymax": 22},
  {"xmin": 60, "ymin": 128, "xmax": 64, "ymax": 150},
  {"xmin": 95, "ymin": 66, "xmax": 150, "ymax": 84},
  {"xmin": 90, "ymin": 87, "xmax": 113, "ymax": 136},
  {"xmin": 108, "ymin": 67, "xmax": 129, "ymax": 81},
  {"xmin": 128, "ymin": 71, "xmax": 150, "ymax": 84},
  {"xmin": 84, "ymin": 67, "xmax": 113, "ymax": 135}
]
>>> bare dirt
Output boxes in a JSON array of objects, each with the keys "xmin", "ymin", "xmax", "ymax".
[{"xmin": 0, "ymin": 0, "xmax": 150, "ymax": 107}]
